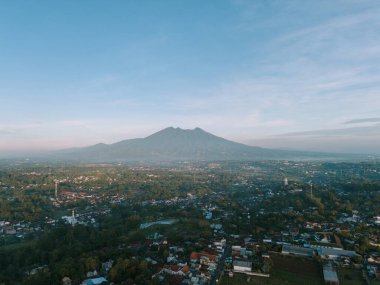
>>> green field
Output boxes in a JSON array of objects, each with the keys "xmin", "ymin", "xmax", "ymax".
[
  {"xmin": 337, "ymin": 268, "xmax": 366, "ymax": 285},
  {"xmin": 220, "ymin": 270, "xmax": 324, "ymax": 285},
  {"xmin": 0, "ymin": 239, "xmax": 36, "ymax": 251},
  {"xmin": 219, "ymin": 273, "xmax": 254, "ymax": 285},
  {"xmin": 271, "ymin": 269, "xmax": 324, "ymax": 285},
  {"xmin": 220, "ymin": 254, "xmax": 324, "ymax": 285}
]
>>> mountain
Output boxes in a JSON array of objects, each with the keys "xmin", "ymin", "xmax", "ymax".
[{"xmin": 52, "ymin": 127, "xmax": 366, "ymax": 162}]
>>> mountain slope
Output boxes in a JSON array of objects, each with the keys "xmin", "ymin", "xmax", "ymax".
[{"xmin": 53, "ymin": 127, "xmax": 364, "ymax": 162}]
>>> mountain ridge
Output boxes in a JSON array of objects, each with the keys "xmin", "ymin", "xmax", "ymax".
[{"xmin": 52, "ymin": 127, "xmax": 366, "ymax": 162}]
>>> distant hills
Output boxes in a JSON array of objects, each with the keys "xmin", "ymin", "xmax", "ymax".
[{"xmin": 50, "ymin": 127, "xmax": 368, "ymax": 162}]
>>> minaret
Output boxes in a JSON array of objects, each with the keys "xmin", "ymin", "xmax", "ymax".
[
  {"xmin": 310, "ymin": 183, "xmax": 313, "ymax": 198},
  {"xmin": 54, "ymin": 179, "xmax": 59, "ymax": 199},
  {"xmin": 71, "ymin": 209, "xmax": 75, "ymax": 227}
]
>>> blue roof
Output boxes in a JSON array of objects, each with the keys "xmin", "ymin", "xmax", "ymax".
[
  {"xmin": 282, "ymin": 244, "xmax": 315, "ymax": 256},
  {"xmin": 318, "ymin": 248, "xmax": 358, "ymax": 257},
  {"xmin": 85, "ymin": 277, "xmax": 107, "ymax": 285}
]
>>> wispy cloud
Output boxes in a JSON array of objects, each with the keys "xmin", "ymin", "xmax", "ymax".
[
  {"xmin": 202, "ymin": 2, "xmax": 380, "ymax": 138},
  {"xmin": 0, "ymin": 129, "xmax": 16, "ymax": 135},
  {"xmin": 279, "ymin": 124, "xmax": 380, "ymax": 137},
  {"xmin": 1, "ymin": 1, "xmax": 380, "ymax": 154},
  {"xmin": 344, "ymin": 118, "xmax": 380, "ymax": 124}
]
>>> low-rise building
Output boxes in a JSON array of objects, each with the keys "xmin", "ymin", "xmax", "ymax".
[
  {"xmin": 282, "ymin": 244, "xmax": 315, "ymax": 257},
  {"xmin": 233, "ymin": 260, "xmax": 252, "ymax": 272},
  {"xmin": 323, "ymin": 263, "xmax": 339, "ymax": 285}
]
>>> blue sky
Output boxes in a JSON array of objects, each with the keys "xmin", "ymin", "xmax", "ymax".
[{"xmin": 0, "ymin": 0, "xmax": 380, "ymax": 154}]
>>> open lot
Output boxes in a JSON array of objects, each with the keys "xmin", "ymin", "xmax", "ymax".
[
  {"xmin": 270, "ymin": 254, "xmax": 322, "ymax": 279},
  {"xmin": 220, "ymin": 271, "xmax": 324, "ymax": 285},
  {"xmin": 337, "ymin": 268, "xmax": 366, "ymax": 285},
  {"xmin": 220, "ymin": 254, "xmax": 324, "ymax": 285}
]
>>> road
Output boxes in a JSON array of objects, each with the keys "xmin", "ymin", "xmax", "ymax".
[{"xmin": 210, "ymin": 244, "xmax": 231, "ymax": 285}]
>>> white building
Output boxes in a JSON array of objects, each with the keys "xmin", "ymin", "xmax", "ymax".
[{"xmin": 233, "ymin": 260, "xmax": 252, "ymax": 272}]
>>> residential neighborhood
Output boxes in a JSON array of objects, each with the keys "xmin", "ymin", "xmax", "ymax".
[{"xmin": 0, "ymin": 160, "xmax": 380, "ymax": 284}]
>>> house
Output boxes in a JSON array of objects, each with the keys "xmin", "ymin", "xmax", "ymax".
[
  {"xmin": 368, "ymin": 263, "xmax": 380, "ymax": 280},
  {"xmin": 5, "ymin": 226, "xmax": 16, "ymax": 235},
  {"xmin": 190, "ymin": 251, "xmax": 218, "ymax": 275},
  {"xmin": 231, "ymin": 246, "xmax": 253, "ymax": 258},
  {"xmin": 204, "ymin": 211, "xmax": 212, "ymax": 220},
  {"xmin": 101, "ymin": 260, "xmax": 113, "ymax": 273},
  {"xmin": 86, "ymin": 270, "xmax": 98, "ymax": 278},
  {"xmin": 210, "ymin": 224, "xmax": 223, "ymax": 231},
  {"xmin": 160, "ymin": 265, "xmax": 190, "ymax": 276},
  {"xmin": 233, "ymin": 260, "xmax": 252, "ymax": 272},
  {"xmin": 190, "ymin": 252, "xmax": 218, "ymax": 266},
  {"xmin": 375, "ymin": 265, "xmax": 380, "ymax": 280},
  {"xmin": 305, "ymin": 222, "xmax": 321, "ymax": 230}
]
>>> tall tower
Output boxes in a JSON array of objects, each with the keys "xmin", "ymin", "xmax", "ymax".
[
  {"xmin": 310, "ymin": 183, "xmax": 313, "ymax": 198},
  {"xmin": 54, "ymin": 180, "xmax": 59, "ymax": 199},
  {"xmin": 284, "ymin": 177, "xmax": 289, "ymax": 186},
  {"xmin": 71, "ymin": 209, "xmax": 75, "ymax": 227}
]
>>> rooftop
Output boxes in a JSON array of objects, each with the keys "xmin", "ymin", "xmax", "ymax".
[{"xmin": 282, "ymin": 244, "xmax": 315, "ymax": 257}]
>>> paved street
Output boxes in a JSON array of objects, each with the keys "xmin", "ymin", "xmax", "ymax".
[{"xmin": 210, "ymin": 244, "xmax": 231, "ymax": 285}]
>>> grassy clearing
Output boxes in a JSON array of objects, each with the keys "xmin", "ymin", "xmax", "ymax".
[
  {"xmin": 219, "ymin": 273, "xmax": 269, "ymax": 285},
  {"xmin": 271, "ymin": 269, "xmax": 324, "ymax": 285},
  {"xmin": 220, "ymin": 269, "xmax": 324, "ymax": 285},
  {"xmin": 0, "ymin": 239, "xmax": 36, "ymax": 251},
  {"xmin": 220, "ymin": 254, "xmax": 324, "ymax": 285},
  {"xmin": 337, "ymin": 268, "xmax": 366, "ymax": 285}
]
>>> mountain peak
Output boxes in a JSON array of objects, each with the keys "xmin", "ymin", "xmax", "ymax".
[
  {"xmin": 163, "ymin": 126, "xmax": 204, "ymax": 131},
  {"xmin": 53, "ymin": 127, "xmax": 358, "ymax": 162},
  {"xmin": 149, "ymin": 127, "xmax": 207, "ymax": 137}
]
